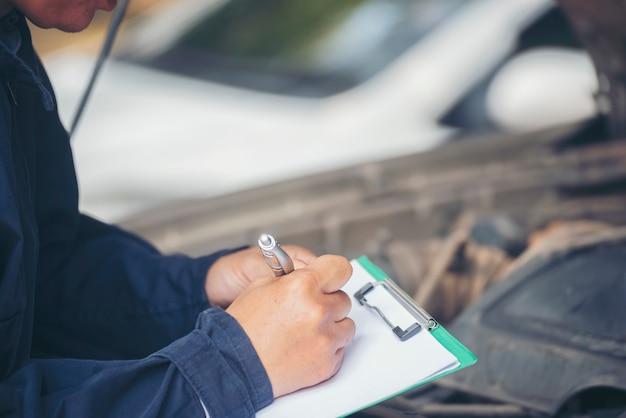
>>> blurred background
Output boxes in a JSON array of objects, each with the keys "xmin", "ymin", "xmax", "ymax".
[
  {"xmin": 35, "ymin": 0, "xmax": 595, "ymax": 221},
  {"xmin": 33, "ymin": 1, "xmax": 626, "ymax": 417}
]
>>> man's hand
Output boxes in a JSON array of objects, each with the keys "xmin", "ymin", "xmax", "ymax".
[
  {"xmin": 205, "ymin": 246, "xmax": 315, "ymax": 307},
  {"xmin": 226, "ymin": 255, "xmax": 355, "ymax": 398}
]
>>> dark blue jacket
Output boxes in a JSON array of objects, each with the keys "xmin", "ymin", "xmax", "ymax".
[{"xmin": 0, "ymin": 10, "xmax": 272, "ymax": 418}]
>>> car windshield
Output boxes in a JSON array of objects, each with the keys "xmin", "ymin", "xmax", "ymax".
[{"xmin": 125, "ymin": 0, "xmax": 465, "ymax": 97}]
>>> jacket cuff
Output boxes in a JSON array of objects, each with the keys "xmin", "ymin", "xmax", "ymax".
[
  {"xmin": 190, "ymin": 246, "xmax": 249, "ymax": 306},
  {"xmin": 154, "ymin": 308, "xmax": 273, "ymax": 418}
]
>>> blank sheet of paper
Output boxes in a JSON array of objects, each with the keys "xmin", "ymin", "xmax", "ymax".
[{"xmin": 257, "ymin": 261, "xmax": 459, "ymax": 418}]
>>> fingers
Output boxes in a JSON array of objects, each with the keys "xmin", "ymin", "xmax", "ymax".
[
  {"xmin": 326, "ymin": 319, "xmax": 355, "ymax": 381},
  {"xmin": 332, "ymin": 317, "xmax": 356, "ymax": 349},
  {"xmin": 330, "ymin": 347, "xmax": 346, "ymax": 378},
  {"xmin": 282, "ymin": 245, "xmax": 316, "ymax": 269},
  {"xmin": 323, "ymin": 290, "xmax": 352, "ymax": 321},
  {"xmin": 304, "ymin": 255, "xmax": 353, "ymax": 293}
]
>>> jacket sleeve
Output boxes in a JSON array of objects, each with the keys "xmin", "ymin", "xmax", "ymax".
[
  {"xmin": 30, "ymin": 44, "xmax": 248, "ymax": 360},
  {"xmin": 34, "ymin": 214, "xmax": 245, "ymax": 360},
  {"xmin": 1, "ymin": 308, "xmax": 274, "ymax": 418}
]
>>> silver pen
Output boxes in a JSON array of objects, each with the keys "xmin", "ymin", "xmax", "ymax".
[{"xmin": 257, "ymin": 233, "xmax": 294, "ymax": 277}]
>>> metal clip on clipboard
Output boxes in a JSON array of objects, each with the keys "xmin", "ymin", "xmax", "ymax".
[{"xmin": 354, "ymin": 279, "xmax": 438, "ymax": 341}]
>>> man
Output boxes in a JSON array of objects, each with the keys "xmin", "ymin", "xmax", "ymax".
[{"xmin": 0, "ymin": 0, "xmax": 355, "ymax": 416}]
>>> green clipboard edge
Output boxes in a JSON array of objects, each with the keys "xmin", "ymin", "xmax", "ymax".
[{"xmin": 342, "ymin": 257, "xmax": 478, "ymax": 417}]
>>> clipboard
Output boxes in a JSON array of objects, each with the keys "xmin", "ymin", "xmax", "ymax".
[
  {"xmin": 257, "ymin": 256, "xmax": 477, "ymax": 418},
  {"xmin": 346, "ymin": 256, "xmax": 478, "ymax": 415}
]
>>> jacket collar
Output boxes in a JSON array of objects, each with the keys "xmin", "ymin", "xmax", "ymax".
[{"xmin": 0, "ymin": 9, "xmax": 54, "ymax": 111}]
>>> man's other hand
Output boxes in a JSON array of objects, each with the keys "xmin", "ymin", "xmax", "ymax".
[
  {"xmin": 205, "ymin": 245, "xmax": 315, "ymax": 307},
  {"xmin": 226, "ymin": 255, "xmax": 356, "ymax": 398}
]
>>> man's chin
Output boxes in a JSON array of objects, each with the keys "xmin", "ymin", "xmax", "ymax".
[
  {"xmin": 29, "ymin": 9, "xmax": 95, "ymax": 33},
  {"xmin": 58, "ymin": 18, "xmax": 94, "ymax": 33}
]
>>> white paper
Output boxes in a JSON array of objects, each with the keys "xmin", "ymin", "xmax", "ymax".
[{"xmin": 257, "ymin": 260, "xmax": 459, "ymax": 418}]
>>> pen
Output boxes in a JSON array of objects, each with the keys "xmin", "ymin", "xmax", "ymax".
[{"xmin": 258, "ymin": 233, "xmax": 294, "ymax": 277}]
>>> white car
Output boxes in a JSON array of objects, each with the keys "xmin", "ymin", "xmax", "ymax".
[{"xmin": 45, "ymin": 0, "xmax": 592, "ymax": 221}]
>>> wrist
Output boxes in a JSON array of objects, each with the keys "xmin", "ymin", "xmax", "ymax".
[{"xmin": 202, "ymin": 309, "xmax": 275, "ymax": 406}]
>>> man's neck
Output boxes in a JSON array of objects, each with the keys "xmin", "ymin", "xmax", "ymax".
[{"xmin": 0, "ymin": 1, "xmax": 13, "ymax": 17}]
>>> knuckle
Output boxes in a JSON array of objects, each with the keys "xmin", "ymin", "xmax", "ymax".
[
  {"xmin": 348, "ymin": 317, "xmax": 356, "ymax": 331},
  {"xmin": 328, "ymin": 355, "xmax": 342, "ymax": 379},
  {"xmin": 311, "ymin": 330, "xmax": 346, "ymax": 381},
  {"xmin": 322, "ymin": 333, "xmax": 335, "ymax": 351},
  {"xmin": 328, "ymin": 291, "xmax": 351, "ymax": 317},
  {"xmin": 307, "ymin": 304, "xmax": 327, "ymax": 323},
  {"xmin": 288, "ymin": 272, "xmax": 317, "ymax": 293},
  {"xmin": 345, "ymin": 318, "xmax": 356, "ymax": 340},
  {"xmin": 324, "ymin": 362, "xmax": 337, "ymax": 380},
  {"xmin": 315, "ymin": 352, "xmax": 336, "ymax": 379},
  {"xmin": 297, "ymin": 268, "xmax": 320, "ymax": 286},
  {"xmin": 338, "ymin": 290, "xmax": 352, "ymax": 309},
  {"xmin": 313, "ymin": 331, "xmax": 335, "ymax": 354},
  {"xmin": 315, "ymin": 361, "xmax": 334, "ymax": 381},
  {"xmin": 335, "ymin": 320, "xmax": 355, "ymax": 346}
]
